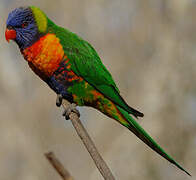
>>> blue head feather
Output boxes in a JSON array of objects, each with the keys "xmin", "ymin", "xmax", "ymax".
[{"xmin": 6, "ymin": 7, "xmax": 41, "ymax": 49}]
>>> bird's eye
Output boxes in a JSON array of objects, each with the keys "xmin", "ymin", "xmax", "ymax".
[{"xmin": 22, "ymin": 22, "xmax": 28, "ymax": 28}]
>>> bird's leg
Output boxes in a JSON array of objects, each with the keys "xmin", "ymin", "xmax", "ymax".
[
  {"xmin": 62, "ymin": 103, "xmax": 80, "ymax": 120},
  {"xmin": 56, "ymin": 94, "xmax": 80, "ymax": 120},
  {"xmin": 56, "ymin": 94, "xmax": 63, "ymax": 107}
]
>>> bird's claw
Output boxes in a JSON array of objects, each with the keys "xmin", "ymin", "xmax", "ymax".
[
  {"xmin": 63, "ymin": 103, "xmax": 80, "ymax": 120},
  {"xmin": 56, "ymin": 94, "xmax": 80, "ymax": 120},
  {"xmin": 56, "ymin": 94, "xmax": 63, "ymax": 107}
]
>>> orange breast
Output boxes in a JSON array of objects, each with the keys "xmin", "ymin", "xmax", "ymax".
[{"xmin": 22, "ymin": 34, "xmax": 64, "ymax": 77}]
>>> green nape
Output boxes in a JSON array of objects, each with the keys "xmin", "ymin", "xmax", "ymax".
[{"xmin": 117, "ymin": 106, "xmax": 191, "ymax": 176}]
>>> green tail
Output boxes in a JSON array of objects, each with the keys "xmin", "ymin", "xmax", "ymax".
[{"xmin": 117, "ymin": 106, "xmax": 191, "ymax": 176}]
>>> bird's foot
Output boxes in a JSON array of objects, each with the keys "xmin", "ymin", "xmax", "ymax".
[
  {"xmin": 56, "ymin": 94, "xmax": 63, "ymax": 107},
  {"xmin": 63, "ymin": 103, "xmax": 80, "ymax": 120},
  {"xmin": 56, "ymin": 94, "xmax": 80, "ymax": 120}
]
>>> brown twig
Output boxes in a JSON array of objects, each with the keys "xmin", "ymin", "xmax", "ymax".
[
  {"xmin": 62, "ymin": 99, "xmax": 115, "ymax": 180},
  {"xmin": 45, "ymin": 152, "xmax": 73, "ymax": 180}
]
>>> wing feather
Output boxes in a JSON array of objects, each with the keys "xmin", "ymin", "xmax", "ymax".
[{"xmin": 55, "ymin": 26, "xmax": 143, "ymax": 117}]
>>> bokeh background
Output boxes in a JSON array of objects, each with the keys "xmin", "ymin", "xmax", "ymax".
[{"xmin": 0, "ymin": 0, "xmax": 195, "ymax": 179}]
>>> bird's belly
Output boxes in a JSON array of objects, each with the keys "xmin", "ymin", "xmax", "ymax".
[{"xmin": 49, "ymin": 59, "xmax": 83, "ymax": 102}]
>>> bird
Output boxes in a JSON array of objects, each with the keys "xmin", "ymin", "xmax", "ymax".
[{"xmin": 5, "ymin": 6, "xmax": 190, "ymax": 176}]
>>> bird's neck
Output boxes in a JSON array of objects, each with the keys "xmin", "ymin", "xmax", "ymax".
[{"xmin": 21, "ymin": 33, "xmax": 64, "ymax": 77}]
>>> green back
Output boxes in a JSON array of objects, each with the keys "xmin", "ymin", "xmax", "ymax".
[{"xmin": 47, "ymin": 19, "xmax": 137, "ymax": 114}]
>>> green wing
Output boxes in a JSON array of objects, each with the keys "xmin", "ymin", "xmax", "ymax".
[{"xmin": 54, "ymin": 25, "xmax": 143, "ymax": 117}]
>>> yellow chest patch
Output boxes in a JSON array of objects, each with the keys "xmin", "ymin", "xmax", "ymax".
[{"xmin": 22, "ymin": 34, "xmax": 64, "ymax": 77}]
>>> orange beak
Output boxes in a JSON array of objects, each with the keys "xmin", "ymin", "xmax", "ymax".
[{"xmin": 5, "ymin": 28, "xmax": 16, "ymax": 42}]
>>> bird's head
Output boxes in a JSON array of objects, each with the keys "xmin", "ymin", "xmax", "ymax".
[{"xmin": 5, "ymin": 6, "xmax": 48, "ymax": 49}]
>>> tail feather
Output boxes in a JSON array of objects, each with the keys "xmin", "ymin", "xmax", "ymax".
[
  {"xmin": 117, "ymin": 93, "xmax": 144, "ymax": 118},
  {"xmin": 117, "ymin": 106, "xmax": 191, "ymax": 176},
  {"xmin": 127, "ymin": 105, "xmax": 144, "ymax": 118}
]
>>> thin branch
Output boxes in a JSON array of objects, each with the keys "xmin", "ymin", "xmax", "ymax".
[
  {"xmin": 62, "ymin": 99, "xmax": 115, "ymax": 180},
  {"xmin": 45, "ymin": 152, "xmax": 74, "ymax": 180}
]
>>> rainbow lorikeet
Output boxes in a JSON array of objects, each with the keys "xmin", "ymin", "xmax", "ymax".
[{"xmin": 5, "ymin": 6, "xmax": 190, "ymax": 176}]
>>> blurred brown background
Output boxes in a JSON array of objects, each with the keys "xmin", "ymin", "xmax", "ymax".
[{"xmin": 0, "ymin": 0, "xmax": 195, "ymax": 179}]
